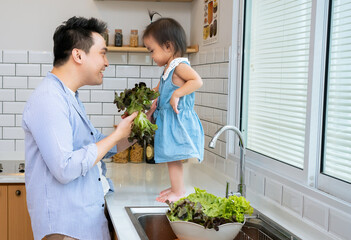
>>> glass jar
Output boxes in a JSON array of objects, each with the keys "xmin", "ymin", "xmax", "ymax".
[
  {"xmin": 102, "ymin": 29, "xmax": 109, "ymax": 46},
  {"xmin": 130, "ymin": 29, "xmax": 139, "ymax": 47},
  {"xmin": 114, "ymin": 29, "xmax": 123, "ymax": 47}
]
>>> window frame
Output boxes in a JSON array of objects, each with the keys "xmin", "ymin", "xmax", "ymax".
[{"xmin": 229, "ymin": 0, "xmax": 351, "ymax": 203}]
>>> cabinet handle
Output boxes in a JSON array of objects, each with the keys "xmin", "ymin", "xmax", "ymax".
[{"xmin": 15, "ymin": 190, "xmax": 21, "ymax": 196}]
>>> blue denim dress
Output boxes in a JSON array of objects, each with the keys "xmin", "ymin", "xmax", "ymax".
[{"xmin": 153, "ymin": 58, "xmax": 204, "ymax": 163}]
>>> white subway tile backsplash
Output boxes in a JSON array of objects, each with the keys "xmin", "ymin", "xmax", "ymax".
[
  {"xmin": 91, "ymin": 90, "xmax": 114, "ymax": 102},
  {"xmin": 3, "ymin": 102, "xmax": 26, "ymax": 114},
  {"xmin": 0, "ymin": 77, "xmax": 2, "ymax": 87},
  {"xmin": 0, "ymin": 50, "xmax": 2, "ymax": 62},
  {"xmin": 224, "ymin": 46, "xmax": 230, "ymax": 62},
  {"xmin": 28, "ymin": 77, "xmax": 43, "ymax": 89},
  {"xmin": 213, "ymin": 108, "xmax": 222, "ymax": 124},
  {"xmin": 203, "ymin": 64, "xmax": 211, "ymax": 78},
  {"xmin": 16, "ymin": 89, "xmax": 34, "ymax": 101},
  {"xmin": 3, "ymin": 127, "xmax": 24, "ymax": 139},
  {"xmin": 103, "ymin": 102, "xmax": 119, "ymax": 115},
  {"xmin": 199, "ymin": 52, "xmax": 207, "ymax": 64},
  {"xmin": 101, "ymin": 127, "xmax": 114, "ymax": 136},
  {"xmin": 141, "ymin": 66, "xmax": 163, "ymax": 78},
  {"xmin": 107, "ymin": 52, "xmax": 127, "ymax": 65},
  {"xmin": 16, "ymin": 64, "xmax": 40, "ymax": 76},
  {"xmin": 15, "ymin": 115, "xmax": 22, "ymax": 126},
  {"xmin": 116, "ymin": 66, "xmax": 140, "ymax": 77},
  {"xmin": 78, "ymin": 90, "xmax": 90, "ymax": 102},
  {"xmin": 225, "ymin": 159, "xmax": 238, "ymax": 180},
  {"xmin": 206, "ymin": 49, "xmax": 215, "ymax": 64},
  {"xmin": 103, "ymin": 65, "xmax": 116, "ymax": 77},
  {"xmin": 282, "ymin": 186, "xmax": 303, "ymax": 216},
  {"xmin": 0, "ymin": 64, "xmax": 16, "ymax": 75},
  {"xmin": 103, "ymin": 78, "xmax": 127, "ymax": 90},
  {"xmin": 215, "ymin": 156, "xmax": 225, "ymax": 173},
  {"xmin": 3, "ymin": 77, "xmax": 27, "ymax": 89},
  {"xmin": 128, "ymin": 78, "xmax": 151, "ymax": 88},
  {"xmin": 218, "ymin": 94, "xmax": 228, "ymax": 110},
  {"xmin": 15, "ymin": 140, "xmax": 24, "ymax": 151},
  {"xmin": 0, "ymin": 89, "xmax": 15, "ymax": 101},
  {"xmin": 84, "ymin": 103, "xmax": 102, "ymax": 115},
  {"xmin": 329, "ymin": 208, "xmax": 351, "ymax": 240},
  {"xmin": 210, "ymin": 64, "xmax": 220, "ymax": 78},
  {"xmin": 0, "ymin": 102, "xmax": 2, "ymax": 113},
  {"xmin": 90, "ymin": 115, "xmax": 114, "ymax": 128},
  {"xmin": 29, "ymin": 51, "xmax": 53, "ymax": 64},
  {"xmin": 80, "ymin": 84, "xmax": 102, "ymax": 90},
  {"xmin": 0, "ymin": 115, "xmax": 15, "ymax": 126},
  {"xmin": 41, "ymin": 64, "xmax": 53, "ymax": 76},
  {"xmin": 3, "ymin": 50, "xmax": 28, "ymax": 63},
  {"xmin": 128, "ymin": 53, "xmax": 152, "ymax": 65},
  {"xmin": 265, "ymin": 178, "xmax": 282, "ymax": 204},
  {"xmin": 303, "ymin": 196, "xmax": 328, "ymax": 230},
  {"xmin": 215, "ymin": 47, "xmax": 225, "ymax": 63},
  {"xmin": 0, "ymin": 140, "xmax": 15, "ymax": 151},
  {"xmin": 219, "ymin": 63, "xmax": 229, "ymax": 78},
  {"xmin": 189, "ymin": 53, "xmax": 199, "ymax": 65},
  {"xmin": 248, "ymin": 170, "xmax": 265, "ymax": 195}
]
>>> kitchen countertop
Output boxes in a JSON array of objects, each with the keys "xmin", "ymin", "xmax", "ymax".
[
  {"xmin": 105, "ymin": 161, "xmax": 226, "ymax": 240},
  {"xmin": 0, "ymin": 173, "xmax": 25, "ymax": 183}
]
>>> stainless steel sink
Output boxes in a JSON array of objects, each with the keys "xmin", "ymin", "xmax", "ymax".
[{"xmin": 125, "ymin": 206, "xmax": 301, "ymax": 240}]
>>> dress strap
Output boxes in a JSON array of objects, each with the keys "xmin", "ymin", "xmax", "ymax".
[{"xmin": 162, "ymin": 58, "xmax": 190, "ymax": 81}]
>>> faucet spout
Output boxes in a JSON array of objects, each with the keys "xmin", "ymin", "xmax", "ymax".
[{"xmin": 209, "ymin": 125, "xmax": 246, "ymax": 197}]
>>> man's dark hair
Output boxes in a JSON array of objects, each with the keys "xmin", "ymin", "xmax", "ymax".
[
  {"xmin": 143, "ymin": 18, "xmax": 187, "ymax": 57},
  {"xmin": 53, "ymin": 16, "xmax": 107, "ymax": 66}
]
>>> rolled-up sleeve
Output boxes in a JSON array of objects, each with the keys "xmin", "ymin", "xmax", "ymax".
[{"xmin": 23, "ymin": 90, "xmax": 97, "ymax": 184}]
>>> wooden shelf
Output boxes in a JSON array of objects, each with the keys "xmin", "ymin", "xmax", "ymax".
[{"xmin": 107, "ymin": 45, "xmax": 198, "ymax": 53}]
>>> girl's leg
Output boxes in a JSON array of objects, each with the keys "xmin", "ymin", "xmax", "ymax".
[{"xmin": 156, "ymin": 161, "xmax": 185, "ymax": 202}]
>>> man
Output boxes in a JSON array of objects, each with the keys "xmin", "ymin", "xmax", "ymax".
[{"xmin": 22, "ymin": 16, "xmax": 137, "ymax": 240}]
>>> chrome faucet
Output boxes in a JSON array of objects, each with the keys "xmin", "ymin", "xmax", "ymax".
[{"xmin": 209, "ymin": 125, "xmax": 246, "ymax": 197}]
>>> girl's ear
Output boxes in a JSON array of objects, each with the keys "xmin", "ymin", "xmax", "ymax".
[{"xmin": 165, "ymin": 41, "xmax": 174, "ymax": 52}]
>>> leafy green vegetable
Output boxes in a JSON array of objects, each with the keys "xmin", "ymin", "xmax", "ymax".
[
  {"xmin": 114, "ymin": 82, "xmax": 159, "ymax": 145},
  {"xmin": 166, "ymin": 187, "xmax": 253, "ymax": 231}
]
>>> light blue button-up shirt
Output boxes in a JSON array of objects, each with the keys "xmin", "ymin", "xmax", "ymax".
[{"xmin": 22, "ymin": 72, "xmax": 116, "ymax": 240}]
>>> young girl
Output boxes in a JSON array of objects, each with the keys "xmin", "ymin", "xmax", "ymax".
[{"xmin": 143, "ymin": 18, "xmax": 204, "ymax": 203}]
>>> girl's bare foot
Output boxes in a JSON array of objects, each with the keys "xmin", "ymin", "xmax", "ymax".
[
  {"xmin": 159, "ymin": 187, "xmax": 171, "ymax": 197},
  {"xmin": 156, "ymin": 191, "xmax": 185, "ymax": 203}
]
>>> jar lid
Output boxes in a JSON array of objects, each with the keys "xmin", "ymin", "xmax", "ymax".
[
  {"xmin": 115, "ymin": 29, "xmax": 122, "ymax": 33},
  {"xmin": 131, "ymin": 29, "xmax": 138, "ymax": 34}
]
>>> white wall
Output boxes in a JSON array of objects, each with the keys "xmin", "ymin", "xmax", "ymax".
[{"xmin": 0, "ymin": 0, "xmax": 191, "ymax": 50}]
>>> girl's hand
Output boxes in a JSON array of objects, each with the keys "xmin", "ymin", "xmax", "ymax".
[
  {"xmin": 170, "ymin": 93, "xmax": 179, "ymax": 114},
  {"xmin": 146, "ymin": 98, "xmax": 157, "ymax": 121}
]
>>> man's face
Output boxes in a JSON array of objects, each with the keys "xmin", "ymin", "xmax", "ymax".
[{"xmin": 82, "ymin": 32, "xmax": 109, "ymax": 86}]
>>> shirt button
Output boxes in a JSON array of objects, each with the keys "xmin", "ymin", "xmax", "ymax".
[
  {"xmin": 102, "ymin": 204, "xmax": 105, "ymax": 207},
  {"xmin": 98, "ymin": 178, "xmax": 101, "ymax": 181},
  {"xmin": 90, "ymin": 132, "xmax": 93, "ymax": 135}
]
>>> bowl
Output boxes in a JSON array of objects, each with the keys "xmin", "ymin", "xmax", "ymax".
[{"xmin": 168, "ymin": 219, "xmax": 244, "ymax": 240}]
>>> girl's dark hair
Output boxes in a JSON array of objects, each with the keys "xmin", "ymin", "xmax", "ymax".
[
  {"xmin": 53, "ymin": 16, "xmax": 107, "ymax": 66},
  {"xmin": 143, "ymin": 18, "xmax": 187, "ymax": 57}
]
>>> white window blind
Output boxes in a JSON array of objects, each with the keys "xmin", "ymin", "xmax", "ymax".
[
  {"xmin": 242, "ymin": 0, "xmax": 312, "ymax": 168},
  {"xmin": 323, "ymin": 0, "xmax": 351, "ymax": 183}
]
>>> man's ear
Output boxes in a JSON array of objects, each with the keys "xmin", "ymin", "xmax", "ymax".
[{"xmin": 72, "ymin": 48, "xmax": 83, "ymax": 63}]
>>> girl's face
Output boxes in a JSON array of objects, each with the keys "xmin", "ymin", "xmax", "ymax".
[{"xmin": 144, "ymin": 35, "xmax": 173, "ymax": 67}]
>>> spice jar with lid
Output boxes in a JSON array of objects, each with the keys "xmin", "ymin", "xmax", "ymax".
[
  {"xmin": 102, "ymin": 29, "xmax": 109, "ymax": 46},
  {"xmin": 114, "ymin": 29, "xmax": 123, "ymax": 47},
  {"xmin": 130, "ymin": 29, "xmax": 139, "ymax": 47}
]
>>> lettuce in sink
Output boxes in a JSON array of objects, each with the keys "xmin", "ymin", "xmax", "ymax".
[{"xmin": 166, "ymin": 187, "xmax": 253, "ymax": 231}]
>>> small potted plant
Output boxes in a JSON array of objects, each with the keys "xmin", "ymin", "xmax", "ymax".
[{"xmin": 166, "ymin": 188, "xmax": 253, "ymax": 240}]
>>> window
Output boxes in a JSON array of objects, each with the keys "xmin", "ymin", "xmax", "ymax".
[
  {"xmin": 240, "ymin": 0, "xmax": 351, "ymax": 202},
  {"xmin": 242, "ymin": 0, "xmax": 312, "ymax": 168},
  {"xmin": 322, "ymin": 0, "xmax": 351, "ymax": 183}
]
